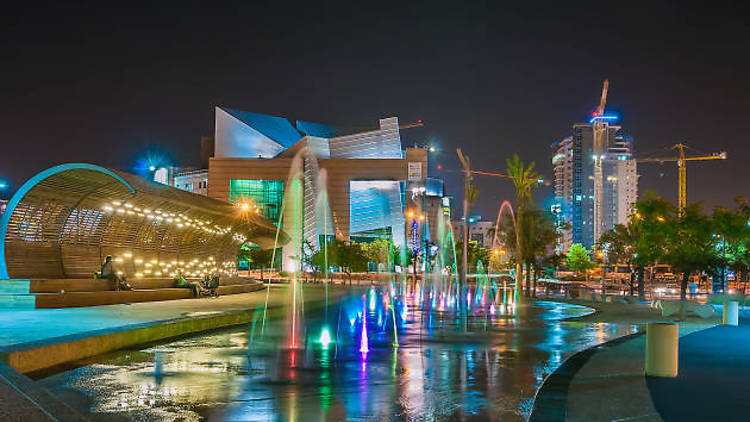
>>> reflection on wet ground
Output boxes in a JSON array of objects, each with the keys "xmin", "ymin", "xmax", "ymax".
[{"xmin": 39, "ymin": 292, "xmax": 638, "ymax": 421}]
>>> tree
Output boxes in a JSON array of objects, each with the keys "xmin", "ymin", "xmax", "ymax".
[
  {"xmin": 712, "ymin": 200, "xmax": 750, "ymax": 293},
  {"xmin": 597, "ymin": 223, "xmax": 639, "ymax": 295},
  {"xmin": 238, "ymin": 244, "xmax": 277, "ymax": 281},
  {"xmin": 631, "ymin": 191, "xmax": 674, "ymax": 300},
  {"xmin": 506, "ymin": 154, "xmax": 540, "ymax": 297},
  {"xmin": 566, "ymin": 243, "xmax": 596, "ymax": 276},
  {"xmin": 522, "ymin": 209, "xmax": 558, "ymax": 296},
  {"xmin": 360, "ymin": 238, "xmax": 399, "ymax": 272},
  {"xmin": 322, "ymin": 239, "xmax": 368, "ymax": 285},
  {"xmin": 454, "ymin": 240, "xmax": 490, "ymax": 275},
  {"xmin": 663, "ymin": 203, "xmax": 718, "ymax": 300}
]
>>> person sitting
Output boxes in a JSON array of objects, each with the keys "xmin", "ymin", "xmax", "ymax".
[
  {"xmin": 174, "ymin": 269, "xmax": 203, "ymax": 297},
  {"xmin": 101, "ymin": 255, "xmax": 132, "ymax": 291},
  {"xmin": 202, "ymin": 274, "xmax": 220, "ymax": 297}
]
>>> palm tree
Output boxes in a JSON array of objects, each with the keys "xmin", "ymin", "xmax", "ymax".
[{"xmin": 506, "ymin": 154, "xmax": 539, "ymax": 297}]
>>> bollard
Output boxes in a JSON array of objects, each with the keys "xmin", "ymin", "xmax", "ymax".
[
  {"xmin": 645, "ymin": 322, "xmax": 678, "ymax": 377},
  {"xmin": 723, "ymin": 300, "xmax": 739, "ymax": 326}
]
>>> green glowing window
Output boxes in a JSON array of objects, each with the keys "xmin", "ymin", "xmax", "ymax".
[{"xmin": 229, "ymin": 180, "xmax": 284, "ymax": 225}]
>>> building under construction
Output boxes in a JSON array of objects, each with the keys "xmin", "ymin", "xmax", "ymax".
[{"xmin": 551, "ymin": 81, "xmax": 638, "ymax": 251}]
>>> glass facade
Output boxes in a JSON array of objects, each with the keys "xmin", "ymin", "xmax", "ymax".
[
  {"xmin": 349, "ymin": 180, "xmax": 405, "ymax": 245},
  {"xmin": 229, "ymin": 180, "xmax": 284, "ymax": 225}
]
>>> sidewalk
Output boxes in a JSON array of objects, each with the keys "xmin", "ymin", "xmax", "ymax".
[
  {"xmin": 0, "ymin": 284, "xmax": 350, "ymax": 420},
  {"xmin": 646, "ymin": 316, "xmax": 750, "ymax": 421},
  {"xmin": 531, "ymin": 299, "xmax": 720, "ymax": 421},
  {"xmin": 0, "ymin": 284, "xmax": 338, "ymax": 348}
]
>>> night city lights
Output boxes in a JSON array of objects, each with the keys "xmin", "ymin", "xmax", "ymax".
[{"xmin": 0, "ymin": 2, "xmax": 748, "ymax": 421}]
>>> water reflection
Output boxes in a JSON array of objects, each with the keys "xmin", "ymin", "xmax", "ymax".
[{"xmin": 40, "ymin": 296, "xmax": 638, "ymax": 421}]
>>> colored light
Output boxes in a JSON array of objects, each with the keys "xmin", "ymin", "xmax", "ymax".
[
  {"xmin": 588, "ymin": 115, "xmax": 618, "ymax": 124},
  {"xmin": 360, "ymin": 311, "xmax": 369, "ymax": 354},
  {"xmin": 319, "ymin": 327, "xmax": 333, "ymax": 349}
]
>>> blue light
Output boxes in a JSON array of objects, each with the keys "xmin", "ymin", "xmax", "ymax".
[{"xmin": 589, "ymin": 115, "xmax": 618, "ymax": 124}]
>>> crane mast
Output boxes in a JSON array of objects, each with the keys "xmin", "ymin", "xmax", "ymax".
[{"xmin": 592, "ymin": 79, "xmax": 609, "ymax": 242}]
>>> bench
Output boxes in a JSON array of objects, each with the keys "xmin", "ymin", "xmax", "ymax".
[
  {"xmin": 0, "ymin": 277, "xmax": 264, "ymax": 309},
  {"xmin": 655, "ymin": 299, "xmax": 716, "ymax": 319}
]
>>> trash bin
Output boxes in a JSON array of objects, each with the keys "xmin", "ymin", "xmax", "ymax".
[
  {"xmin": 645, "ymin": 322, "xmax": 678, "ymax": 377},
  {"xmin": 723, "ymin": 300, "xmax": 739, "ymax": 326}
]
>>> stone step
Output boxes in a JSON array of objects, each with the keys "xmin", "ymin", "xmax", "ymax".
[
  {"xmin": 0, "ymin": 294, "xmax": 37, "ymax": 310},
  {"xmin": 0, "ymin": 279, "xmax": 32, "ymax": 295}
]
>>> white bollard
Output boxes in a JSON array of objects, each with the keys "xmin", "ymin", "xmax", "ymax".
[
  {"xmin": 645, "ymin": 322, "xmax": 679, "ymax": 377},
  {"xmin": 723, "ymin": 300, "xmax": 739, "ymax": 326}
]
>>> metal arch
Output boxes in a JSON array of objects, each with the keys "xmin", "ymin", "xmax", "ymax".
[{"xmin": 0, "ymin": 163, "xmax": 136, "ymax": 278}]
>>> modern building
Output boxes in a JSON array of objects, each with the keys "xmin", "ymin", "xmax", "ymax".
[
  {"xmin": 551, "ymin": 119, "xmax": 637, "ymax": 251},
  {"xmin": 172, "ymin": 168, "xmax": 209, "ymax": 196},
  {"xmin": 205, "ymin": 106, "xmax": 447, "ymax": 271},
  {"xmin": 0, "ymin": 199, "xmax": 7, "ymax": 218},
  {"xmin": 452, "ymin": 215, "xmax": 495, "ymax": 248}
]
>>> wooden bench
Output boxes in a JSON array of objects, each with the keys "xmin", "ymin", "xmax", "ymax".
[
  {"xmin": 0, "ymin": 277, "xmax": 264, "ymax": 309},
  {"xmin": 28, "ymin": 277, "xmax": 253, "ymax": 293}
]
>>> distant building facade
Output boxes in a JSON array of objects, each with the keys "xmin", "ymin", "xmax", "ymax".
[
  {"xmin": 451, "ymin": 216, "xmax": 495, "ymax": 248},
  {"xmin": 172, "ymin": 169, "xmax": 209, "ymax": 196},
  {"xmin": 0, "ymin": 200, "xmax": 7, "ymax": 218},
  {"xmin": 552, "ymin": 119, "xmax": 637, "ymax": 251}
]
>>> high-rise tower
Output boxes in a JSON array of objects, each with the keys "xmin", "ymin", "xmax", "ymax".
[{"xmin": 551, "ymin": 113, "xmax": 637, "ymax": 251}]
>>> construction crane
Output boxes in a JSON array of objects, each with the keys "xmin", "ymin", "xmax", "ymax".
[
  {"xmin": 592, "ymin": 79, "xmax": 610, "ymax": 242},
  {"xmin": 399, "ymin": 119, "xmax": 424, "ymax": 130},
  {"xmin": 636, "ymin": 143, "xmax": 727, "ymax": 217}
]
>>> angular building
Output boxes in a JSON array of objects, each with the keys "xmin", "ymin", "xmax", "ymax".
[
  {"xmin": 551, "ymin": 118, "xmax": 637, "ymax": 251},
  {"xmin": 206, "ymin": 107, "xmax": 443, "ymax": 271}
]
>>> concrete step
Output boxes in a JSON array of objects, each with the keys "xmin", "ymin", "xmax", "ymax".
[
  {"xmin": 0, "ymin": 279, "xmax": 31, "ymax": 294},
  {"xmin": 0, "ymin": 294, "xmax": 37, "ymax": 310}
]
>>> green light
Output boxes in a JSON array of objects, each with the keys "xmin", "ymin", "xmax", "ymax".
[{"xmin": 319, "ymin": 327, "xmax": 333, "ymax": 349}]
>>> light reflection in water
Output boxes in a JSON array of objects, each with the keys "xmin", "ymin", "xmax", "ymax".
[{"xmin": 39, "ymin": 294, "xmax": 639, "ymax": 421}]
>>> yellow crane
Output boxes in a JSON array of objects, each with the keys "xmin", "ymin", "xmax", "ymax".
[{"xmin": 636, "ymin": 143, "xmax": 727, "ymax": 216}]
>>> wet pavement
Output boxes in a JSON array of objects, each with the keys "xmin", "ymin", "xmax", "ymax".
[{"xmin": 38, "ymin": 290, "xmax": 639, "ymax": 421}]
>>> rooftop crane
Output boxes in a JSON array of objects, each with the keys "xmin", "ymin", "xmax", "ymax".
[
  {"xmin": 592, "ymin": 79, "xmax": 610, "ymax": 242},
  {"xmin": 636, "ymin": 143, "xmax": 727, "ymax": 217}
]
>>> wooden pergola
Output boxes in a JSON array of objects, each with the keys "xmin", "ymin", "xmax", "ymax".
[{"xmin": 0, "ymin": 163, "xmax": 283, "ymax": 279}]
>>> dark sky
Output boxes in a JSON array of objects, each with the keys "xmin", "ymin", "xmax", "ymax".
[{"xmin": 2, "ymin": 0, "xmax": 748, "ymax": 217}]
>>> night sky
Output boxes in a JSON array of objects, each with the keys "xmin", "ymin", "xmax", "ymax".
[{"xmin": 2, "ymin": 1, "xmax": 748, "ymax": 217}]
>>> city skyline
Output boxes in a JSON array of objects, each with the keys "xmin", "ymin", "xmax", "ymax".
[{"xmin": 1, "ymin": 1, "xmax": 747, "ymax": 216}]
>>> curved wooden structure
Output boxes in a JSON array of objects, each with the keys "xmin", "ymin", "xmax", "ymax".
[{"xmin": 0, "ymin": 163, "xmax": 284, "ymax": 279}]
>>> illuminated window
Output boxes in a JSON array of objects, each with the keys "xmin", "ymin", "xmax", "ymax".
[{"xmin": 229, "ymin": 180, "xmax": 284, "ymax": 225}]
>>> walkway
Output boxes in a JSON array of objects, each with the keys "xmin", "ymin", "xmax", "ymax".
[
  {"xmin": 0, "ymin": 284, "xmax": 351, "ymax": 420},
  {"xmin": 647, "ymin": 319, "xmax": 750, "ymax": 421},
  {"xmin": 0, "ymin": 284, "xmax": 337, "ymax": 349},
  {"xmin": 531, "ymin": 300, "xmax": 720, "ymax": 421}
]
